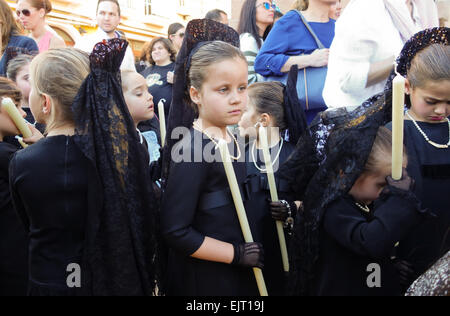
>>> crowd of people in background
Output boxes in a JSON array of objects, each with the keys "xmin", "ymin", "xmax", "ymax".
[{"xmin": 0, "ymin": 0, "xmax": 449, "ymax": 297}]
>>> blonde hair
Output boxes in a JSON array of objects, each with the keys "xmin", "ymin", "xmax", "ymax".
[
  {"xmin": 291, "ymin": 0, "xmax": 308, "ymax": 11},
  {"xmin": 364, "ymin": 127, "xmax": 407, "ymax": 176},
  {"xmin": 30, "ymin": 48, "xmax": 89, "ymax": 133},
  {"xmin": 120, "ymin": 70, "xmax": 138, "ymax": 93}
]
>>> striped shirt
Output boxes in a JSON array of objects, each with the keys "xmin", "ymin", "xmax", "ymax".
[{"xmin": 240, "ymin": 33, "xmax": 265, "ymax": 85}]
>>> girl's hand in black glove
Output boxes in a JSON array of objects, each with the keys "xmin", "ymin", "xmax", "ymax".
[
  {"xmin": 270, "ymin": 200, "xmax": 291, "ymax": 222},
  {"xmin": 232, "ymin": 242, "xmax": 264, "ymax": 269},
  {"xmin": 386, "ymin": 168, "xmax": 415, "ymax": 192}
]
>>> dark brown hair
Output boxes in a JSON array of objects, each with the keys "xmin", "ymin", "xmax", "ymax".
[
  {"xmin": 248, "ymin": 81, "xmax": 287, "ymax": 130},
  {"xmin": 148, "ymin": 37, "xmax": 177, "ymax": 65},
  {"xmin": 0, "ymin": 77, "xmax": 22, "ymax": 107},
  {"xmin": 168, "ymin": 23, "xmax": 184, "ymax": 37}
]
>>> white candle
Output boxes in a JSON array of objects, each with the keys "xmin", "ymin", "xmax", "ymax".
[
  {"xmin": 1, "ymin": 98, "xmax": 32, "ymax": 138},
  {"xmin": 259, "ymin": 126, "xmax": 289, "ymax": 273},
  {"xmin": 15, "ymin": 136, "xmax": 29, "ymax": 149},
  {"xmin": 158, "ymin": 99, "xmax": 166, "ymax": 147},
  {"xmin": 218, "ymin": 139, "xmax": 268, "ymax": 296},
  {"xmin": 392, "ymin": 73, "xmax": 405, "ymax": 181}
]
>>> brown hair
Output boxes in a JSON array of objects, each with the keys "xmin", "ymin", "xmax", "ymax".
[
  {"xmin": 30, "ymin": 48, "xmax": 90, "ymax": 133},
  {"xmin": 364, "ymin": 126, "xmax": 407, "ymax": 176},
  {"xmin": 6, "ymin": 54, "xmax": 33, "ymax": 82},
  {"xmin": 19, "ymin": 0, "xmax": 52, "ymax": 14},
  {"xmin": 148, "ymin": 37, "xmax": 177, "ymax": 65},
  {"xmin": 248, "ymin": 81, "xmax": 287, "ymax": 130},
  {"xmin": 188, "ymin": 41, "xmax": 246, "ymax": 112},
  {"xmin": 1, "ymin": 0, "xmax": 22, "ymax": 53},
  {"xmin": 407, "ymin": 44, "xmax": 450, "ymax": 89},
  {"xmin": 0, "ymin": 77, "xmax": 22, "ymax": 107},
  {"xmin": 168, "ymin": 23, "xmax": 184, "ymax": 37}
]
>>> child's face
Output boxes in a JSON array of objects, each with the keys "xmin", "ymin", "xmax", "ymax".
[
  {"xmin": 238, "ymin": 99, "xmax": 259, "ymax": 138},
  {"xmin": 406, "ymin": 79, "xmax": 450, "ymax": 123},
  {"xmin": 16, "ymin": 64, "xmax": 31, "ymax": 106},
  {"xmin": 123, "ymin": 72, "xmax": 154, "ymax": 126},
  {"xmin": 0, "ymin": 98, "xmax": 27, "ymax": 138},
  {"xmin": 191, "ymin": 57, "xmax": 248, "ymax": 128},
  {"xmin": 349, "ymin": 171, "xmax": 389, "ymax": 205}
]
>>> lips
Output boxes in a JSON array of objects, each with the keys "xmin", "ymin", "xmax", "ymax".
[
  {"xmin": 229, "ymin": 110, "xmax": 242, "ymax": 116},
  {"xmin": 430, "ymin": 116, "xmax": 445, "ymax": 121}
]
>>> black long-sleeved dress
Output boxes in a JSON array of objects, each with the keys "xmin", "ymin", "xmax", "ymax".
[
  {"xmin": 9, "ymin": 136, "xmax": 90, "ymax": 296},
  {"xmin": 245, "ymin": 140, "xmax": 296, "ymax": 295},
  {"xmin": 400, "ymin": 120, "xmax": 450, "ymax": 277},
  {"xmin": 161, "ymin": 128, "xmax": 259, "ymax": 296},
  {"xmin": 0, "ymin": 142, "xmax": 28, "ymax": 296},
  {"xmin": 312, "ymin": 190, "xmax": 426, "ymax": 296},
  {"xmin": 387, "ymin": 120, "xmax": 450, "ymax": 279}
]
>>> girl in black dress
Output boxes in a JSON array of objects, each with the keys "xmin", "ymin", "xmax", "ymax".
[
  {"xmin": 9, "ymin": 41, "xmax": 160, "ymax": 296},
  {"xmin": 161, "ymin": 20, "xmax": 264, "ymax": 296},
  {"xmin": 385, "ymin": 28, "xmax": 450, "ymax": 287},
  {"xmin": 237, "ymin": 68, "xmax": 306, "ymax": 295},
  {"xmin": 0, "ymin": 78, "xmax": 28, "ymax": 295}
]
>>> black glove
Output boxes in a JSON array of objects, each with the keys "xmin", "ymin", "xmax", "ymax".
[
  {"xmin": 393, "ymin": 259, "xmax": 416, "ymax": 289},
  {"xmin": 270, "ymin": 200, "xmax": 297, "ymax": 222},
  {"xmin": 385, "ymin": 168, "xmax": 415, "ymax": 192},
  {"xmin": 232, "ymin": 242, "xmax": 264, "ymax": 269}
]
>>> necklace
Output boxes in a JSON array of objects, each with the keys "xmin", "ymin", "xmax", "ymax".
[
  {"xmin": 193, "ymin": 122, "xmax": 241, "ymax": 160},
  {"xmin": 355, "ymin": 202, "xmax": 370, "ymax": 213},
  {"xmin": 406, "ymin": 111, "xmax": 450, "ymax": 149},
  {"xmin": 251, "ymin": 138, "xmax": 284, "ymax": 173}
]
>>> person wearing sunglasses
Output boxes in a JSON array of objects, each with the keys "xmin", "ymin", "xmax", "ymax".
[
  {"xmin": 0, "ymin": 0, "xmax": 38, "ymax": 77},
  {"xmin": 74, "ymin": 0, "xmax": 136, "ymax": 71},
  {"xmin": 238, "ymin": 0, "xmax": 275, "ymax": 85},
  {"xmin": 15, "ymin": 0, "xmax": 66, "ymax": 52}
]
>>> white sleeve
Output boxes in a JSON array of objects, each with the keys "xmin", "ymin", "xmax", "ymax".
[{"xmin": 120, "ymin": 45, "xmax": 137, "ymax": 72}]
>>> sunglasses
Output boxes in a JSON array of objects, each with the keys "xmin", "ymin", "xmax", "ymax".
[
  {"xmin": 257, "ymin": 2, "xmax": 277, "ymax": 10},
  {"xmin": 16, "ymin": 9, "xmax": 33, "ymax": 17}
]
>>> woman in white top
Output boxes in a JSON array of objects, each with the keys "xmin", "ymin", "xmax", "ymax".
[
  {"xmin": 323, "ymin": 0, "xmax": 438, "ymax": 109},
  {"xmin": 238, "ymin": 0, "xmax": 275, "ymax": 84}
]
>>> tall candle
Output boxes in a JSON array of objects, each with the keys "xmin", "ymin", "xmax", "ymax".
[
  {"xmin": 218, "ymin": 139, "xmax": 268, "ymax": 296},
  {"xmin": 158, "ymin": 99, "xmax": 166, "ymax": 147},
  {"xmin": 16, "ymin": 136, "xmax": 29, "ymax": 149},
  {"xmin": 392, "ymin": 72, "xmax": 405, "ymax": 181},
  {"xmin": 259, "ymin": 126, "xmax": 289, "ymax": 273},
  {"xmin": 1, "ymin": 98, "xmax": 32, "ymax": 138}
]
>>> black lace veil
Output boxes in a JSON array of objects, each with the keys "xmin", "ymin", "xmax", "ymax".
[{"xmin": 71, "ymin": 39, "xmax": 159, "ymax": 296}]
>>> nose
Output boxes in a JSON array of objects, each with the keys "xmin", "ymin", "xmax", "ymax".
[{"xmin": 434, "ymin": 103, "xmax": 448, "ymax": 115}]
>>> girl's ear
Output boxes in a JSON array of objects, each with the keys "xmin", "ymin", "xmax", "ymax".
[
  {"xmin": 260, "ymin": 113, "xmax": 271, "ymax": 128},
  {"xmin": 189, "ymin": 86, "xmax": 201, "ymax": 107},
  {"xmin": 41, "ymin": 94, "xmax": 52, "ymax": 115},
  {"xmin": 405, "ymin": 78, "xmax": 412, "ymax": 95}
]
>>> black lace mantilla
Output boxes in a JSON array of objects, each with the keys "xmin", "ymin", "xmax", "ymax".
[{"xmin": 72, "ymin": 39, "xmax": 161, "ymax": 296}]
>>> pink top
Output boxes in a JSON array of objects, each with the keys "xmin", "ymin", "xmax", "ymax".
[{"xmin": 38, "ymin": 31, "xmax": 54, "ymax": 52}]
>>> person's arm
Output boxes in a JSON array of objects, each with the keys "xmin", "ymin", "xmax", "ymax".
[
  {"xmin": 254, "ymin": 12, "xmax": 301, "ymax": 77},
  {"xmin": 8, "ymin": 154, "xmax": 30, "ymax": 232},
  {"xmin": 324, "ymin": 187, "xmax": 425, "ymax": 260},
  {"xmin": 365, "ymin": 56, "xmax": 395, "ymax": 88},
  {"xmin": 191, "ymin": 237, "xmax": 234, "ymax": 264},
  {"xmin": 280, "ymin": 49, "xmax": 329, "ymax": 73},
  {"xmin": 240, "ymin": 34, "xmax": 261, "ymax": 84}
]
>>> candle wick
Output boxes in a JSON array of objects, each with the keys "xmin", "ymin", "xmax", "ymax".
[{"xmin": 394, "ymin": 62, "xmax": 402, "ymax": 77}]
